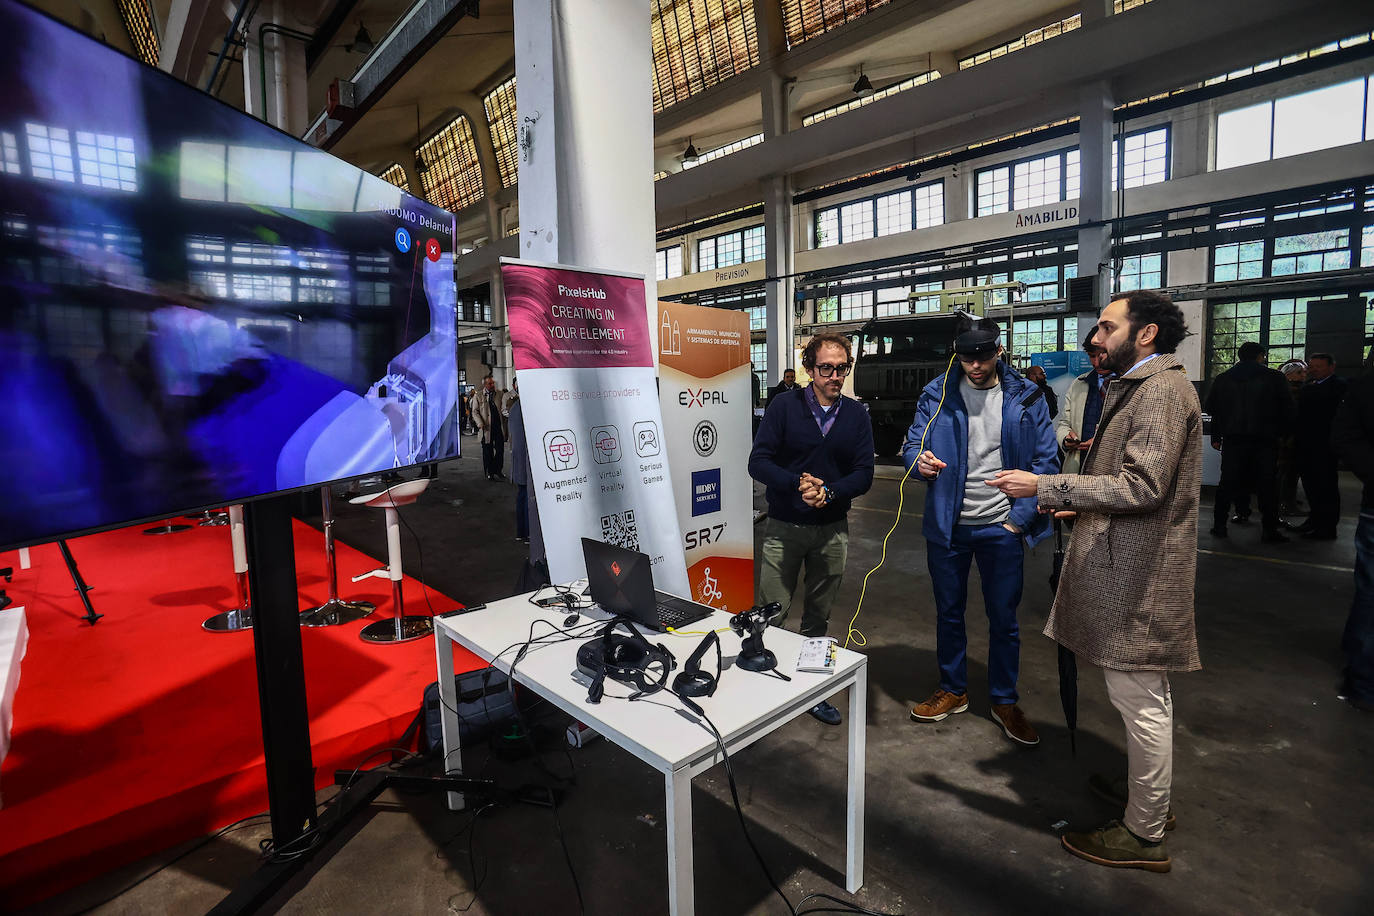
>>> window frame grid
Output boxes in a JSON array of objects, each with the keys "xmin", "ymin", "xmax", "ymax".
[
  {"xmin": 417, "ymin": 115, "xmax": 485, "ymax": 213},
  {"xmin": 813, "ymin": 179, "xmax": 945, "ymax": 246},
  {"xmin": 482, "ymin": 77, "xmax": 520, "ymax": 188}
]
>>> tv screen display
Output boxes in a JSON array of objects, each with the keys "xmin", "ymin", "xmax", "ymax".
[{"xmin": 0, "ymin": 0, "xmax": 461, "ymax": 551}]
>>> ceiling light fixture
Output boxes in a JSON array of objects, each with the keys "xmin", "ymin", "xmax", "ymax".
[
  {"xmin": 853, "ymin": 70, "xmax": 874, "ymax": 96},
  {"xmin": 347, "ymin": 20, "xmax": 375, "ymax": 54},
  {"xmin": 682, "ymin": 137, "xmax": 698, "ymax": 164}
]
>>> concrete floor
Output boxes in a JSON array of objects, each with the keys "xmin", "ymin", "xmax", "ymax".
[{"xmin": 27, "ymin": 437, "xmax": 1374, "ymax": 915}]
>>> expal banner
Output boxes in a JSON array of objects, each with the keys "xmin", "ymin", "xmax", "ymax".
[{"xmin": 658, "ymin": 301, "xmax": 754, "ymax": 613}]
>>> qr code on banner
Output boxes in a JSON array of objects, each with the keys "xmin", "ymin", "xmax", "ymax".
[{"xmin": 600, "ymin": 509, "xmax": 640, "ymax": 552}]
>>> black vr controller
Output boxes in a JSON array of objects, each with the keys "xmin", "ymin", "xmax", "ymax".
[
  {"xmin": 729, "ymin": 602, "xmax": 781, "ymax": 673},
  {"xmin": 575, "ymin": 616, "xmax": 676, "ymax": 703}
]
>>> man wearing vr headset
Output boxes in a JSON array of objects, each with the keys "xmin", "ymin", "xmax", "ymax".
[
  {"xmin": 904, "ymin": 317, "xmax": 1059, "ymax": 746},
  {"xmin": 750, "ymin": 332, "xmax": 874, "ymax": 726}
]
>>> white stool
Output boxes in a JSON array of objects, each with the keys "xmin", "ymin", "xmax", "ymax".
[
  {"xmin": 203, "ymin": 505, "xmax": 252, "ymax": 632},
  {"xmin": 352, "ymin": 479, "xmax": 432, "ymax": 644},
  {"xmin": 300, "ymin": 486, "xmax": 375, "ymax": 627}
]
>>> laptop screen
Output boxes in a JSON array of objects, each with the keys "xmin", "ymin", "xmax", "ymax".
[{"xmin": 581, "ymin": 538, "xmax": 657, "ymax": 621}]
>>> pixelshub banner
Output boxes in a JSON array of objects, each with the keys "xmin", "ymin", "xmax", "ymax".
[{"xmin": 502, "ymin": 259, "xmax": 688, "ymax": 595}]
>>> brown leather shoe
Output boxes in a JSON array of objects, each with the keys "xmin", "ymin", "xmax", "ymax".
[
  {"xmin": 990, "ymin": 703, "xmax": 1040, "ymax": 746},
  {"xmin": 910, "ymin": 689, "xmax": 969, "ymax": 722}
]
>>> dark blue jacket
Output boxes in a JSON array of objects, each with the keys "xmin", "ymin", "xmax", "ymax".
[
  {"xmin": 901, "ymin": 362, "xmax": 1060, "ymax": 548},
  {"xmin": 749, "ymin": 387, "xmax": 875, "ymax": 525}
]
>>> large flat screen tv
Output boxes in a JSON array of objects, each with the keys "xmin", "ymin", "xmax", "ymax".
[{"xmin": 0, "ymin": 0, "xmax": 461, "ymax": 551}]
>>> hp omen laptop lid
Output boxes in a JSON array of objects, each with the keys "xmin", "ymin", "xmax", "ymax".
[{"xmin": 580, "ymin": 538, "xmax": 710, "ymax": 632}]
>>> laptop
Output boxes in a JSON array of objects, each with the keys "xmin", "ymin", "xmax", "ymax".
[{"xmin": 580, "ymin": 538, "xmax": 713, "ymax": 633}]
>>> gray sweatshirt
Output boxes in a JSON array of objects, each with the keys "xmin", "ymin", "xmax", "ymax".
[{"xmin": 959, "ymin": 375, "xmax": 1011, "ymax": 526}]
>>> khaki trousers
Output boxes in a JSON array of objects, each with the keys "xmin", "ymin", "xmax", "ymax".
[
  {"xmin": 756, "ymin": 517, "xmax": 848, "ymax": 638},
  {"xmin": 1104, "ymin": 667, "xmax": 1173, "ymax": 842}
]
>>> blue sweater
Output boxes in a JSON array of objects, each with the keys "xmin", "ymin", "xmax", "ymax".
[
  {"xmin": 749, "ymin": 387, "xmax": 875, "ymax": 525},
  {"xmin": 901, "ymin": 362, "xmax": 1060, "ymax": 548}
]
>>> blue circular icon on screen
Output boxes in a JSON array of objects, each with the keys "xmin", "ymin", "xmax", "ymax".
[{"xmin": 394, "ymin": 227, "xmax": 412, "ymax": 253}]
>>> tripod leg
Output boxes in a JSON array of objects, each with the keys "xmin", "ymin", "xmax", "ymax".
[{"xmin": 58, "ymin": 539, "xmax": 102, "ymax": 625}]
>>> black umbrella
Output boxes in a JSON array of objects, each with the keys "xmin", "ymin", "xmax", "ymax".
[{"xmin": 1049, "ymin": 518, "xmax": 1078, "ymax": 756}]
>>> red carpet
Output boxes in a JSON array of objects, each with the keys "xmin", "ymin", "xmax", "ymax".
[{"xmin": 0, "ymin": 517, "xmax": 486, "ymax": 908}]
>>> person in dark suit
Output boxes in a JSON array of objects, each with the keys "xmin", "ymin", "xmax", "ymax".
[
  {"xmin": 1332, "ymin": 359, "xmax": 1374, "ymax": 712},
  {"xmin": 767, "ymin": 369, "xmax": 799, "ymax": 405},
  {"xmin": 1204, "ymin": 342, "xmax": 1294, "ymax": 542},
  {"xmin": 1295, "ymin": 353, "xmax": 1348, "ymax": 539}
]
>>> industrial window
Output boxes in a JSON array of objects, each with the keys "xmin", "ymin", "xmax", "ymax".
[
  {"xmin": 802, "ymin": 71, "xmax": 938, "ymax": 126},
  {"xmin": 814, "ymin": 180, "xmax": 944, "ymax": 247},
  {"xmin": 651, "ymin": 0, "xmax": 759, "ymax": 113},
  {"xmin": 816, "ymin": 295, "xmax": 838, "ymax": 322},
  {"xmin": 750, "ymin": 341, "xmax": 767, "ymax": 391},
  {"xmin": 75, "ymin": 132, "xmax": 137, "ymax": 192},
  {"xmin": 1272, "ymin": 229, "xmax": 1352, "ymax": 275},
  {"xmin": 116, "ymin": 0, "xmax": 159, "ymax": 67},
  {"xmin": 1216, "ymin": 75, "xmax": 1372, "ymax": 170},
  {"xmin": 483, "ymin": 77, "xmax": 519, "ymax": 188},
  {"xmin": 379, "ymin": 163, "xmax": 409, "ymax": 192},
  {"xmin": 874, "ymin": 279, "xmax": 911, "ymax": 318},
  {"xmin": 681, "ymin": 133, "xmax": 764, "ymax": 170},
  {"xmin": 975, "ymin": 148, "xmax": 1077, "ymax": 216},
  {"xmin": 974, "ymin": 244, "xmax": 1078, "ymax": 304},
  {"xmin": 1111, "ymin": 125, "xmax": 1169, "ymax": 190},
  {"xmin": 1212, "ymin": 241, "xmax": 1265, "ymax": 282},
  {"xmin": 1362, "ymin": 225, "xmax": 1374, "ymax": 267},
  {"xmin": 26, "ymin": 124, "xmax": 75, "ymax": 183},
  {"xmin": 417, "ymin": 115, "xmax": 484, "ymax": 212},
  {"xmin": 782, "ymin": 0, "xmax": 892, "ymax": 49},
  {"xmin": 656, "ymin": 245, "xmax": 684, "ymax": 280},
  {"xmin": 697, "ymin": 225, "xmax": 763, "ymax": 271},
  {"xmin": 1, "ymin": 132, "xmax": 21, "ymax": 175},
  {"xmin": 1205, "ymin": 298, "xmax": 1344, "ymax": 377},
  {"xmin": 1113, "ymin": 0, "xmax": 1152, "ymax": 11},
  {"xmin": 960, "ymin": 14, "xmax": 1081, "ymax": 69},
  {"xmin": 1116, "ymin": 234, "xmax": 1165, "ymax": 291},
  {"xmin": 1012, "ymin": 318, "xmax": 1061, "ymax": 361}
]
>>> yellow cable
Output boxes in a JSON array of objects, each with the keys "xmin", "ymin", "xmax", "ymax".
[
  {"xmin": 842, "ymin": 353, "xmax": 957, "ymax": 650},
  {"xmin": 667, "ymin": 626, "xmax": 731, "ymax": 637}
]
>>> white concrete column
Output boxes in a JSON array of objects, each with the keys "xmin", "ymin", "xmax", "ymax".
[
  {"xmin": 763, "ymin": 175, "xmax": 796, "ymax": 386},
  {"xmin": 1077, "ymin": 80, "xmax": 1114, "ymax": 309},
  {"xmin": 513, "ymin": 0, "xmax": 656, "ymax": 326}
]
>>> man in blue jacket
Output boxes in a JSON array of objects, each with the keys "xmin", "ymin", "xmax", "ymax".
[
  {"xmin": 750, "ymin": 333, "xmax": 875, "ymax": 725},
  {"xmin": 903, "ymin": 318, "xmax": 1059, "ymax": 746}
]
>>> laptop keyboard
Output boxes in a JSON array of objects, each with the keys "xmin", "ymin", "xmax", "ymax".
[{"xmin": 656, "ymin": 601, "xmax": 706, "ymax": 629}]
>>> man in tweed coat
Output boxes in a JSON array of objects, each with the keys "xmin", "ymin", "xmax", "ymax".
[{"xmin": 990, "ymin": 290, "xmax": 1201, "ymax": 874}]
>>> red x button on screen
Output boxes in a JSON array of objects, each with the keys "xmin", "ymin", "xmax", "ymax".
[{"xmin": 425, "ymin": 238, "xmax": 442, "ymax": 262}]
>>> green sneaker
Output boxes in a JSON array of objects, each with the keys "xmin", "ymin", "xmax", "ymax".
[
  {"xmin": 1061, "ymin": 820, "xmax": 1171, "ymax": 873},
  {"xmin": 1088, "ymin": 773, "xmax": 1177, "ymax": 831}
]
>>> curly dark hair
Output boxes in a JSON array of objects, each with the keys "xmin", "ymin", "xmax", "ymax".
[
  {"xmin": 801, "ymin": 332, "xmax": 852, "ymax": 369},
  {"xmin": 1115, "ymin": 290, "xmax": 1188, "ymax": 354}
]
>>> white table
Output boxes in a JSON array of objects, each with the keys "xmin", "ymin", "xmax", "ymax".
[{"xmin": 433, "ymin": 594, "xmax": 867, "ymax": 916}]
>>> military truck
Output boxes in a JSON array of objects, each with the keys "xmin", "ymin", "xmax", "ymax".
[
  {"xmin": 852, "ymin": 313, "xmax": 964, "ymax": 456},
  {"xmin": 851, "ymin": 283, "xmax": 1026, "ymax": 456}
]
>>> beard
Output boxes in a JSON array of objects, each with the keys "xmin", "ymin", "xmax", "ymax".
[{"xmin": 1099, "ymin": 336, "xmax": 1139, "ymax": 374}]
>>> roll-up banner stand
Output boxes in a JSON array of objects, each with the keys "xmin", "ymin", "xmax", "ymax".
[
  {"xmin": 657, "ymin": 301, "xmax": 755, "ymax": 612},
  {"xmin": 502, "ymin": 259, "xmax": 689, "ymax": 594}
]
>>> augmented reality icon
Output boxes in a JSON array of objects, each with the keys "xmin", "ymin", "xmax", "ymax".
[
  {"xmin": 544, "ymin": 429, "xmax": 579, "ymax": 471},
  {"xmin": 591, "ymin": 425, "xmax": 621, "ymax": 464},
  {"xmin": 394, "ymin": 227, "xmax": 411, "ymax": 253},
  {"xmin": 632, "ymin": 420, "xmax": 660, "ymax": 457},
  {"xmin": 425, "ymin": 238, "xmax": 441, "ymax": 262}
]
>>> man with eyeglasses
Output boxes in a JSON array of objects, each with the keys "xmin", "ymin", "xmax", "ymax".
[
  {"xmin": 749, "ymin": 333, "xmax": 874, "ymax": 725},
  {"xmin": 904, "ymin": 317, "xmax": 1059, "ymax": 746},
  {"xmin": 1056, "ymin": 327, "xmax": 1114, "ymax": 475}
]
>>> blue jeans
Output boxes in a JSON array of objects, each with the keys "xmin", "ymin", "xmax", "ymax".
[
  {"xmin": 926, "ymin": 522, "xmax": 1024, "ymax": 704},
  {"xmin": 1342, "ymin": 511, "xmax": 1374, "ymax": 703}
]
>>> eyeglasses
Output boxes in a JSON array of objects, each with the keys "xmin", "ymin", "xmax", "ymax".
[{"xmin": 814, "ymin": 362, "xmax": 852, "ymax": 378}]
